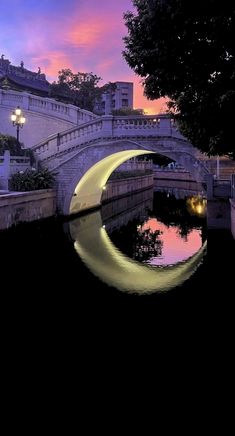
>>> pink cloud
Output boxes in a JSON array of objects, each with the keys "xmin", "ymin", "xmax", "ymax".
[{"xmin": 2, "ymin": 0, "xmax": 166, "ymax": 115}]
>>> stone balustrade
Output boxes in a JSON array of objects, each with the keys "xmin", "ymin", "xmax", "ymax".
[
  {"xmin": 0, "ymin": 88, "xmax": 97, "ymax": 125},
  {"xmin": 32, "ymin": 114, "xmax": 187, "ymax": 162},
  {"xmin": 115, "ymin": 158, "xmax": 152, "ymax": 172},
  {"xmin": 32, "ymin": 118, "xmax": 104, "ymax": 160},
  {"xmin": 0, "ymin": 88, "xmax": 98, "ymax": 147},
  {"xmin": 0, "ymin": 150, "xmax": 31, "ymax": 189},
  {"xmin": 112, "ymin": 115, "xmax": 184, "ymax": 139}
]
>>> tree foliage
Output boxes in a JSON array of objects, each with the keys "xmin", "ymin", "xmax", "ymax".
[
  {"xmin": 123, "ymin": 0, "xmax": 235, "ymax": 158},
  {"xmin": 49, "ymin": 81, "xmax": 73, "ymax": 103},
  {"xmin": 49, "ymin": 69, "xmax": 102, "ymax": 112},
  {"xmin": 112, "ymin": 107, "xmax": 145, "ymax": 116}
]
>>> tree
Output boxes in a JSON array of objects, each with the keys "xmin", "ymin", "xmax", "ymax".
[
  {"xmin": 50, "ymin": 69, "xmax": 102, "ymax": 112},
  {"xmin": 123, "ymin": 0, "xmax": 235, "ymax": 158},
  {"xmin": 49, "ymin": 81, "xmax": 73, "ymax": 103}
]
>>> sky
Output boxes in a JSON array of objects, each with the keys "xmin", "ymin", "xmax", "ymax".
[
  {"xmin": 142, "ymin": 219, "xmax": 202, "ymax": 266},
  {"xmin": 0, "ymin": 0, "xmax": 166, "ymax": 114}
]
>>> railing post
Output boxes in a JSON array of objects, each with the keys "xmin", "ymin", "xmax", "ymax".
[
  {"xmin": 57, "ymin": 133, "xmax": 60, "ymax": 148},
  {"xmin": 22, "ymin": 92, "xmax": 30, "ymax": 110},
  {"xmin": 101, "ymin": 115, "xmax": 113, "ymax": 137}
]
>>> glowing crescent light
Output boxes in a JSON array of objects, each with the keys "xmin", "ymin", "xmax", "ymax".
[
  {"xmin": 69, "ymin": 150, "xmax": 154, "ymax": 214},
  {"xmin": 69, "ymin": 210, "xmax": 207, "ymax": 294}
]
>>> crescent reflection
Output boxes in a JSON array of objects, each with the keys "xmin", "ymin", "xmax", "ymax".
[{"xmin": 69, "ymin": 210, "xmax": 207, "ymax": 294}]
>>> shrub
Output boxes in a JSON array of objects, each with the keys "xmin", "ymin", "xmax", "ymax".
[{"xmin": 9, "ymin": 168, "xmax": 56, "ymax": 192}]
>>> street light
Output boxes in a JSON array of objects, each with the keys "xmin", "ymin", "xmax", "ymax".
[{"xmin": 11, "ymin": 106, "xmax": 26, "ymax": 145}]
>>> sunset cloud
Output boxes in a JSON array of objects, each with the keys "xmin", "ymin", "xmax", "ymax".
[{"xmin": 0, "ymin": 0, "xmax": 165, "ymax": 114}]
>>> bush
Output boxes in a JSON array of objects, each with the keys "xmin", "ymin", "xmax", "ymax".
[
  {"xmin": 111, "ymin": 107, "xmax": 145, "ymax": 116},
  {"xmin": 9, "ymin": 168, "xmax": 56, "ymax": 192}
]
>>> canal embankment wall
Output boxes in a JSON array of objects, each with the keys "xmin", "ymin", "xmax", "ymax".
[
  {"xmin": 0, "ymin": 189, "xmax": 56, "ymax": 230},
  {"xmin": 0, "ymin": 173, "xmax": 153, "ymax": 230},
  {"xmin": 102, "ymin": 173, "xmax": 153, "ymax": 203}
]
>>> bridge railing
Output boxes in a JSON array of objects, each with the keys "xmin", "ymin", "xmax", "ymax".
[
  {"xmin": 32, "ymin": 117, "xmax": 104, "ymax": 160},
  {"xmin": 112, "ymin": 115, "xmax": 184, "ymax": 139},
  {"xmin": 32, "ymin": 114, "xmax": 187, "ymax": 163},
  {"xmin": 115, "ymin": 158, "xmax": 152, "ymax": 172},
  {"xmin": 0, "ymin": 89, "xmax": 97, "ymax": 125}
]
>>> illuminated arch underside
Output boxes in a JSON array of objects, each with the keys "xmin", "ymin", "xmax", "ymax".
[
  {"xmin": 69, "ymin": 150, "xmax": 154, "ymax": 214},
  {"xmin": 70, "ymin": 211, "xmax": 207, "ymax": 295}
]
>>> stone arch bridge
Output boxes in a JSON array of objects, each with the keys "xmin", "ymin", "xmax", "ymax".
[{"xmin": 31, "ymin": 114, "xmax": 210, "ymax": 215}]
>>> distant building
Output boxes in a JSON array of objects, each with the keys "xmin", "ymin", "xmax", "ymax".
[
  {"xmin": 0, "ymin": 57, "xmax": 134, "ymax": 114},
  {"xmin": 95, "ymin": 81, "xmax": 133, "ymax": 115},
  {"xmin": 0, "ymin": 56, "xmax": 50, "ymax": 96}
]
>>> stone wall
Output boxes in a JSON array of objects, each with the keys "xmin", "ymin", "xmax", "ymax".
[
  {"xmin": 0, "ymin": 189, "xmax": 56, "ymax": 230},
  {"xmin": 101, "ymin": 174, "xmax": 154, "ymax": 203},
  {"xmin": 207, "ymin": 199, "xmax": 231, "ymax": 230},
  {"xmin": 154, "ymin": 168, "xmax": 195, "ymax": 181}
]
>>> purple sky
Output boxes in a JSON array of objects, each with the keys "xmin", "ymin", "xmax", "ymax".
[{"xmin": 0, "ymin": 0, "xmax": 166, "ymax": 113}]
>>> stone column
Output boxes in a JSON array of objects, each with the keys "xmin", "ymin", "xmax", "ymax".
[{"xmin": 101, "ymin": 115, "xmax": 113, "ymax": 137}]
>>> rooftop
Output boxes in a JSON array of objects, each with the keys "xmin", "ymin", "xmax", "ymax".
[{"xmin": 0, "ymin": 55, "xmax": 50, "ymax": 94}]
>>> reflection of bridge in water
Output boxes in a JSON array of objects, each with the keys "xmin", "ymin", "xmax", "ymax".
[
  {"xmin": 154, "ymin": 178, "xmax": 205, "ymax": 200},
  {"xmin": 101, "ymin": 188, "xmax": 153, "ymax": 233},
  {"xmin": 69, "ymin": 190, "xmax": 207, "ymax": 294}
]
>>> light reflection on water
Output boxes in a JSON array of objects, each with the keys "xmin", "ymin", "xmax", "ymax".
[{"xmin": 69, "ymin": 190, "xmax": 207, "ymax": 294}]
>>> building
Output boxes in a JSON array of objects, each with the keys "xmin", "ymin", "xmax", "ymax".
[
  {"xmin": 0, "ymin": 56, "xmax": 133, "ymax": 114},
  {"xmin": 95, "ymin": 81, "xmax": 133, "ymax": 115},
  {"xmin": 0, "ymin": 55, "xmax": 50, "ymax": 96}
]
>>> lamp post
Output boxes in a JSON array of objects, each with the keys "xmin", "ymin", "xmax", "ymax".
[{"xmin": 11, "ymin": 106, "xmax": 26, "ymax": 145}]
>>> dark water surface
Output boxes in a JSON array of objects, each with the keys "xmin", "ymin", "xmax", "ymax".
[{"xmin": 1, "ymin": 190, "xmax": 234, "ymax": 348}]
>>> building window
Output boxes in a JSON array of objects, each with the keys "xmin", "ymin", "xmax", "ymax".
[{"xmin": 122, "ymin": 99, "xmax": 129, "ymax": 107}]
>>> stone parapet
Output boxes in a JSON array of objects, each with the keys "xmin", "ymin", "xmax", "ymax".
[
  {"xmin": 0, "ymin": 89, "xmax": 97, "ymax": 147},
  {"xmin": 0, "ymin": 189, "xmax": 56, "ymax": 230}
]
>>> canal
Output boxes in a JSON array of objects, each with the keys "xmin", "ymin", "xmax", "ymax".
[{"xmin": 1, "ymin": 188, "xmax": 234, "ymax": 340}]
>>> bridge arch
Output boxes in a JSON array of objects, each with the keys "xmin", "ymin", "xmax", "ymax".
[
  {"xmin": 69, "ymin": 149, "xmax": 154, "ymax": 214},
  {"xmin": 53, "ymin": 139, "xmax": 208, "ymax": 215}
]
